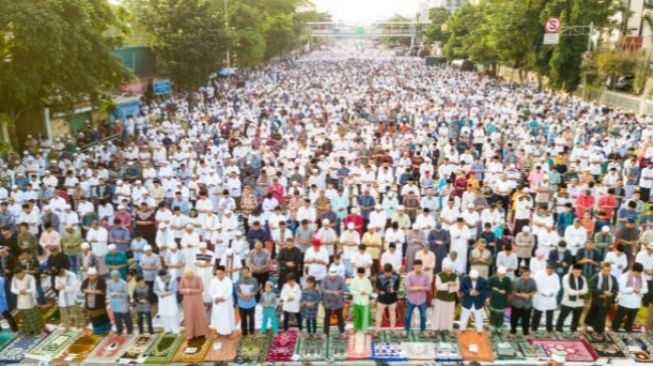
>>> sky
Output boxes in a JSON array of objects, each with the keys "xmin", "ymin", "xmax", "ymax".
[{"xmin": 312, "ymin": 0, "xmax": 421, "ymax": 25}]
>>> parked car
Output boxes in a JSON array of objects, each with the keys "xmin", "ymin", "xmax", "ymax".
[
  {"xmin": 451, "ymin": 59, "xmax": 476, "ymax": 71},
  {"xmin": 613, "ymin": 74, "xmax": 634, "ymax": 92}
]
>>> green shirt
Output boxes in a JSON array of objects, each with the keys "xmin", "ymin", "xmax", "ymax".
[
  {"xmin": 350, "ymin": 276, "xmax": 373, "ymax": 306},
  {"xmin": 61, "ymin": 230, "xmax": 83, "ymax": 256},
  {"xmin": 488, "ymin": 275, "xmax": 512, "ymax": 310}
]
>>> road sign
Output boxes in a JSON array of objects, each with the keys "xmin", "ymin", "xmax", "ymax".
[
  {"xmin": 543, "ymin": 33, "xmax": 560, "ymax": 45},
  {"xmin": 545, "ymin": 17, "xmax": 561, "ymax": 33}
]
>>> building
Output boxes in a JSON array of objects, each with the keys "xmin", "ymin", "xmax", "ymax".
[{"xmin": 431, "ymin": 0, "xmax": 469, "ymax": 12}]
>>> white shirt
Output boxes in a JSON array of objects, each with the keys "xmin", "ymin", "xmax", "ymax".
[
  {"xmin": 380, "ymin": 250, "xmax": 402, "ymax": 273},
  {"xmin": 533, "ymin": 271, "xmax": 561, "ymax": 311},
  {"xmin": 564, "ymin": 225, "xmax": 587, "ymax": 256},
  {"xmin": 636, "ymin": 250, "xmax": 653, "ymax": 281},
  {"xmin": 280, "ymin": 283, "xmax": 301, "ymax": 313},
  {"xmin": 86, "ymin": 227, "xmax": 108, "ymax": 256},
  {"xmin": 351, "ymin": 251, "xmax": 373, "ymax": 277},
  {"xmin": 304, "ymin": 246, "xmax": 329, "ymax": 281},
  {"xmin": 617, "ymin": 272, "xmax": 649, "ymax": 309},
  {"xmin": 605, "ymin": 251, "xmax": 628, "ymax": 279}
]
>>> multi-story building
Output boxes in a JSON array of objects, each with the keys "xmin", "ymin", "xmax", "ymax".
[{"xmin": 430, "ymin": 0, "xmax": 469, "ymax": 12}]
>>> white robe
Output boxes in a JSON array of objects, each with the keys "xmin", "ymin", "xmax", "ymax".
[
  {"xmin": 533, "ymin": 271, "xmax": 561, "ymax": 311},
  {"xmin": 154, "ymin": 277, "xmax": 180, "ymax": 334},
  {"xmin": 209, "ymin": 276, "xmax": 235, "ymax": 335}
]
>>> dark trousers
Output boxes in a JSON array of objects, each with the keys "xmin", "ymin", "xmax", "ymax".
[
  {"xmin": 114, "ymin": 311, "xmax": 134, "ymax": 335},
  {"xmin": 510, "ymin": 307, "xmax": 531, "ymax": 335},
  {"xmin": 137, "ymin": 311, "xmax": 154, "ymax": 334},
  {"xmin": 612, "ymin": 305, "xmax": 638, "ymax": 332},
  {"xmin": 239, "ymin": 307, "xmax": 256, "ymax": 335},
  {"xmin": 1, "ymin": 310, "xmax": 17, "ymax": 332},
  {"xmin": 642, "ymin": 187, "xmax": 651, "ymax": 203},
  {"xmin": 145, "ymin": 281, "xmax": 156, "ymax": 303},
  {"xmin": 305, "ymin": 318, "xmax": 317, "ymax": 334},
  {"xmin": 585, "ymin": 304, "xmax": 609, "ymax": 333},
  {"xmin": 531, "ymin": 309, "xmax": 554, "ymax": 332},
  {"xmin": 253, "ymin": 272, "xmax": 269, "ymax": 301},
  {"xmin": 556, "ymin": 305, "xmax": 583, "ymax": 332},
  {"xmin": 283, "ymin": 311, "xmax": 302, "ymax": 332},
  {"xmin": 489, "ymin": 309, "xmax": 505, "ymax": 328},
  {"xmin": 324, "ymin": 308, "xmax": 345, "ymax": 334}
]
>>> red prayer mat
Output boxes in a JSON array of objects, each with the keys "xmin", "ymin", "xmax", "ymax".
[
  {"xmin": 266, "ymin": 330, "xmax": 298, "ymax": 362},
  {"xmin": 530, "ymin": 339, "xmax": 599, "ymax": 362},
  {"xmin": 86, "ymin": 334, "xmax": 133, "ymax": 363},
  {"xmin": 345, "ymin": 332, "xmax": 372, "ymax": 360}
]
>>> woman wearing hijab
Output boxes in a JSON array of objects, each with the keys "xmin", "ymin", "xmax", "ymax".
[{"xmin": 179, "ymin": 267, "xmax": 209, "ymax": 339}]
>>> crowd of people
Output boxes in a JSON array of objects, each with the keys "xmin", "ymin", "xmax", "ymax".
[{"xmin": 0, "ymin": 45, "xmax": 652, "ymax": 344}]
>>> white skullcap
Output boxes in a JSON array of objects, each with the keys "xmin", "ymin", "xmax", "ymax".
[
  {"xmin": 469, "ymin": 269, "xmax": 480, "ymax": 278},
  {"xmin": 442, "ymin": 258, "xmax": 454, "ymax": 270},
  {"xmin": 497, "ymin": 266, "xmax": 507, "ymax": 275},
  {"xmin": 602, "ymin": 226, "xmax": 610, "ymax": 232},
  {"xmin": 347, "ymin": 222, "xmax": 355, "ymax": 229},
  {"xmin": 87, "ymin": 267, "xmax": 98, "ymax": 275},
  {"xmin": 522, "ymin": 226, "xmax": 530, "ymax": 233},
  {"xmin": 322, "ymin": 219, "xmax": 330, "ymax": 225},
  {"xmin": 199, "ymin": 242, "xmax": 207, "ymax": 249},
  {"xmin": 144, "ymin": 245, "xmax": 152, "ymax": 251},
  {"xmin": 107, "ymin": 244, "xmax": 117, "ymax": 251},
  {"xmin": 81, "ymin": 242, "xmax": 90, "ymax": 250}
]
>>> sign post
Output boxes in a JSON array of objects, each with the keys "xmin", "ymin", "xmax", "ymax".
[{"xmin": 543, "ymin": 16, "xmax": 561, "ymax": 45}]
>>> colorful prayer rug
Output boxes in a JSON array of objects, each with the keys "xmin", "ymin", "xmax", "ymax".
[
  {"xmin": 491, "ymin": 334, "xmax": 525, "ymax": 360},
  {"xmin": 0, "ymin": 330, "xmax": 16, "ymax": 352},
  {"xmin": 25, "ymin": 329, "xmax": 80, "ymax": 361},
  {"xmin": 204, "ymin": 333, "xmax": 240, "ymax": 362},
  {"xmin": 0, "ymin": 334, "xmax": 45, "ymax": 363},
  {"xmin": 530, "ymin": 339, "xmax": 599, "ymax": 362},
  {"xmin": 294, "ymin": 334, "xmax": 326, "ymax": 361},
  {"xmin": 457, "ymin": 330, "xmax": 494, "ymax": 362},
  {"xmin": 118, "ymin": 334, "xmax": 157, "ymax": 364},
  {"xmin": 86, "ymin": 334, "xmax": 134, "ymax": 363},
  {"xmin": 144, "ymin": 333, "xmax": 183, "ymax": 364},
  {"xmin": 345, "ymin": 332, "xmax": 372, "ymax": 359},
  {"xmin": 401, "ymin": 342, "xmax": 437, "ymax": 360},
  {"xmin": 266, "ymin": 329, "xmax": 298, "ymax": 362},
  {"xmin": 435, "ymin": 338, "xmax": 463, "ymax": 362},
  {"xmin": 518, "ymin": 340, "xmax": 547, "ymax": 359},
  {"xmin": 584, "ymin": 332, "xmax": 625, "ymax": 358},
  {"xmin": 372, "ymin": 341, "xmax": 406, "ymax": 361},
  {"xmin": 613, "ymin": 332, "xmax": 653, "ymax": 363},
  {"xmin": 172, "ymin": 336, "xmax": 212, "ymax": 363},
  {"xmin": 325, "ymin": 331, "xmax": 348, "ymax": 361},
  {"xmin": 54, "ymin": 334, "xmax": 102, "ymax": 363},
  {"xmin": 237, "ymin": 332, "xmax": 271, "ymax": 363},
  {"xmin": 374, "ymin": 329, "xmax": 409, "ymax": 343}
]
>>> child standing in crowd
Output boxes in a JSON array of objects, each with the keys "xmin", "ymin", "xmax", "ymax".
[
  {"xmin": 351, "ymin": 267, "xmax": 373, "ymax": 333},
  {"xmin": 300, "ymin": 276, "xmax": 320, "ymax": 338},
  {"xmin": 133, "ymin": 275, "xmax": 154, "ymax": 334},
  {"xmin": 281, "ymin": 273, "xmax": 302, "ymax": 332},
  {"xmin": 260, "ymin": 282, "xmax": 279, "ymax": 335}
]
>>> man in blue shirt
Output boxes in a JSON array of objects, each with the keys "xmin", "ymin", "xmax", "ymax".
[
  {"xmin": 236, "ymin": 267, "xmax": 259, "ymax": 336},
  {"xmin": 107, "ymin": 270, "xmax": 133, "ymax": 335}
]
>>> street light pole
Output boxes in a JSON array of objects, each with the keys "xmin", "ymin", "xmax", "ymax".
[{"xmin": 224, "ymin": 0, "xmax": 230, "ymax": 68}]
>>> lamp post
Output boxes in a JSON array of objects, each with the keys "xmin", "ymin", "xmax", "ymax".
[{"xmin": 224, "ymin": 0, "xmax": 230, "ymax": 68}]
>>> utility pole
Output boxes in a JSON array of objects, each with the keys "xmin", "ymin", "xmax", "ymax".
[
  {"xmin": 224, "ymin": 0, "xmax": 230, "ymax": 68},
  {"xmin": 582, "ymin": 22, "xmax": 594, "ymax": 99}
]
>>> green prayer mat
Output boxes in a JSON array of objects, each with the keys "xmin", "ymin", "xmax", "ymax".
[
  {"xmin": 144, "ymin": 333, "xmax": 183, "ymax": 364},
  {"xmin": 326, "ymin": 330, "xmax": 347, "ymax": 361},
  {"xmin": 0, "ymin": 330, "xmax": 16, "ymax": 352},
  {"xmin": 237, "ymin": 332, "xmax": 271, "ymax": 363},
  {"xmin": 518, "ymin": 340, "xmax": 547, "ymax": 358},
  {"xmin": 294, "ymin": 334, "xmax": 326, "ymax": 361},
  {"xmin": 374, "ymin": 330, "xmax": 409, "ymax": 343},
  {"xmin": 491, "ymin": 334, "xmax": 525, "ymax": 360},
  {"xmin": 26, "ymin": 329, "xmax": 81, "ymax": 361},
  {"xmin": 410, "ymin": 330, "xmax": 443, "ymax": 342}
]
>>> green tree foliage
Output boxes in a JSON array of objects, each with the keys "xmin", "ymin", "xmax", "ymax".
[
  {"xmin": 0, "ymin": 0, "xmax": 131, "ymax": 126},
  {"xmin": 423, "ymin": 7, "xmax": 450, "ymax": 44},
  {"xmin": 132, "ymin": 0, "xmax": 230, "ymax": 92},
  {"xmin": 442, "ymin": 3, "xmax": 487, "ymax": 60}
]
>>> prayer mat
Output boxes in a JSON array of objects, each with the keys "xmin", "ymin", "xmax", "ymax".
[
  {"xmin": 0, "ymin": 334, "xmax": 45, "ymax": 363},
  {"xmin": 118, "ymin": 334, "xmax": 157, "ymax": 364},
  {"xmin": 266, "ymin": 330, "xmax": 298, "ymax": 362},
  {"xmin": 613, "ymin": 332, "xmax": 653, "ymax": 363},
  {"xmin": 530, "ymin": 339, "xmax": 599, "ymax": 362},
  {"xmin": 345, "ymin": 332, "xmax": 372, "ymax": 359},
  {"xmin": 86, "ymin": 334, "xmax": 134, "ymax": 363},
  {"xmin": 325, "ymin": 330, "xmax": 348, "ymax": 361},
  {"xmin": 144, "ymin": 333, "xmax": 183, "ymax": 364},
  {"xmin": 204, "ymin": 333, "xmax": 240, "ymax": 362},
  {"xmin": 435, "ymin": 337, "xmax": 463, "ymax": 362},
  {"xmin": 402, "ymin": 342, "xmax": 437, "ymax": 360},
  {"xmin": 378, "ymin": 298, "xmax": 406, "ymax": 328},
  {"xmin": 491, "ymin": 334, "xmax": 525, "ymax": 360},
  {"xmin": 457, "ymin": 331, "xmax": 494, "ymax": 362},
  {"xmin": 237, "ymin": 332, "xmax": 271, "ymax": 363},
  {"xmin": 410, "ymin": 330, "xmax": 441, "ymax": 342},
  {"xmin": 172, "ymin": 336, "xmax": 211, "ymax": 363},
  {"xmin": 25, "ymin": 329, "xmax": 80, "ymax": 361},
  {"xmin": 0, "ymin": 330, "xmax": 15, "ymax": 352},
  {"xmin": 54, "ymin": 334, "xmax": 102, "ymax": 363},
  {"xmin": 584, "ymin": 332, "xmax": 625, "ymax": 358},
  {"xmin": 329, "ymin": 301, "xmax": 352, "ymax": 326},
  {"xmin": 374, "ymin": 329, "xmax": 409, "ymax": 343},
  {"xmin": 294, "ymin": 334, "xmax": 326, "ymax": 361},
  {"xmin": 372, "ymin": 341, "xmax": 406, "ymax": 362},
  {"xmin": 518, "ymin": 340, "xmax": 547, "ymax": 359}
]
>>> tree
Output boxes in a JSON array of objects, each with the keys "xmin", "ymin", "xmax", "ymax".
[
  {"xmin": 133, "ymin": 0, "xmax": 230, "ymax": 92},
  {"xmin": 0, "ymin": 0, "xmax": 131, "ymax": 147},
  {"xmin": 228, "ymin": 1, "xmax": 266, "ymax": 67},
  {"xmin": 443, "ymin": 2, "xmax": 489, "ymax": 60},
  {"xmin": 423, "ymin": 7, "xmax": 450, "ymax": 44}
]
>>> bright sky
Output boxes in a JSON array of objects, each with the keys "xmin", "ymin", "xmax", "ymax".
[{"xmin": 312, "ymin": 0, "xmax": 421, "ymax": 25}]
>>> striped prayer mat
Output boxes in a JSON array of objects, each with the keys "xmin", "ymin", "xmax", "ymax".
[
  {"xmin": 518, "ymin": 340, "xmax": 547, "ymax": 359},
  {"xmin": 237, "ymin": 332, "xmax": 271, "ymax": 363},
  {"xmin": 435, "ymin": 333, "xmax": 463, "ymax": 363},
  {"xmin": 173, "ymin": 336, "xmax": 212, "ymax": 363},
  {"xmin": 204, "ymin": 333, "xmax": 240, "ymax": 362},
  {"xmin": 325, "ymin": 331, "xmax": 347, "ymax": 361},
  {"xmin": 457, "ymin": 331, "xmax": 494, "ymax": 362},
  {"xmin": 613, "ymin": 332, "xmax": 653, "ymax": 363},
  {"xmin": 266, "ymin": 330, "xmax": 298, "ymax": 362},
  {"xmin": 118, "ymin": 334, "xmax": 157, "ymax": 364},
  {"xmin": 0, "ymin": 334, "xmax": 46, "ymax": 363},
  {"xmin": 372, "ymin": 342, "xmax": 406, "ymax": 362},
  {"xmin": 345, "ymin": 332, "xmax": 372, "ymax": 359},
  {"xmin": 294, "ymin": 334, "xmax": 326, "ymax": 362},
  {"xmin": 144, "ymin": 333, "xmax": 183, "ymax": 364},
  {"xmin": 25, "ymin": 329, "xmax": 80, "ymax": 361},
  {"xmin": 53, "ymin": 334, "xmax": 102, "ymax": 364},
  {"xmin": 86, "ymin": 334, "xmax": 134, "ymax": 363},
  {"xmin": 491, "ymin": 334, "xmax": 525, "ymax": 360}
]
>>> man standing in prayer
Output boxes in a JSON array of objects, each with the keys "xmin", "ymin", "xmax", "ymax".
[
  {"xmin": 612, "ymin": 262, "xmax": 649, "ymax": 332},
  {"xmin": 375, "ymin": 263, "xmax": 401, "ymax": 331},
  {"xmin": 236, "ymin": 266, "xmax": 259, "ymax": 336},
  {"xmin": 108, "ymin": 269, "xmax": 133, "ymax": 335},
  {"xmin": 488, "ymin": 266, "xmax": 511, "ymax": 332},
  {"xmin": 154, "ymin": 269, "xmax": 180, "ymax": 334},
  {"xmin": 510, "ymin": 267, "xmax": 537, "ymax": 337},
  {"xmin": 322, "ymin": 266, "xmax": 347, "ymax": 337},
  {"xmin": 210, "ymin": 265, "xmax": 236, "ymax": 336},
  {"xmin": 459, "ymin": 269, "xmax": 489, "ymax": 333},
  {"xmin": 11, "ymin": 265, "xmax": 44, "ymax": 335},
  {"xmin": 556, "ymin": 263, "xmax": 588, "ymax": 334},
  {"xmin": 55, "ymin": 267, "xmax": 85, "ymax": 331},
  {"xmin": 351, "ymin": 267, "xmax": 373, "ymax": 333},
  {"xmin": 81, "ymin": 267, "xmax": 111, "ymax": 335},
  {"xmin": 531, "ymin": 262, "xmax": 560, "ymax": 334},
  {"xmin": 179, "ymin": 267, "xmax": 209, "ymax": 339},
  {"xmin": 586, "ymin": 262, "xmax": 617, "ymax": 334},
  {"xmin": 404, "ymin": 259, "xmax": 431, "ymax": 335},
  {"xmin": 431, "ymin": 258, "xmax": 459, "ymax": 332}
]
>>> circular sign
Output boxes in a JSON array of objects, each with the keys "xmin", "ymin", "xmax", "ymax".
[{"xmin": 545, "ymin": 17, "xmax": 561, "ymax": 33}]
